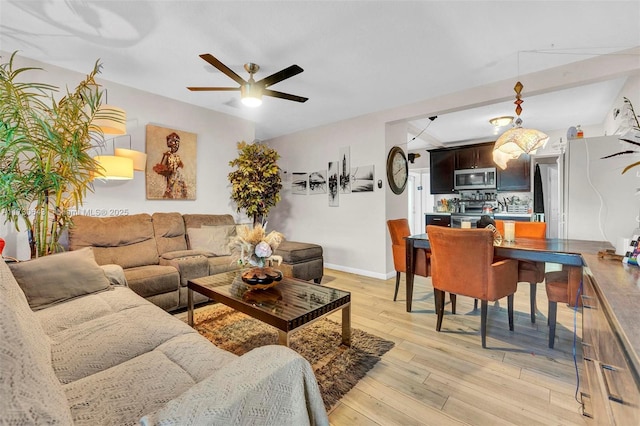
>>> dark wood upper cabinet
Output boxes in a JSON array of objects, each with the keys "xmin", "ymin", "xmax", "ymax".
[
  {"xmin": 429, "ymin": 149, "xmax": 456, "ymax": 194},
  {"xmin": 496, "ymin": 154, "xmax": 531, "ymax": 191},
  {"xmin": 455, "ymin": 142, "xmax": 495, "ymax": 169}
]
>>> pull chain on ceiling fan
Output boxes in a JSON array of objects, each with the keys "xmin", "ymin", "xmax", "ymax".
[{"xmin": 187, "ymin": 53, "xmax": 308, "ymax": 107}]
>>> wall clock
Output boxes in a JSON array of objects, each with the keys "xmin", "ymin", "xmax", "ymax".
[{"xmin": 386, "ymin": 146, "xmax": 408, "ymax": 194}]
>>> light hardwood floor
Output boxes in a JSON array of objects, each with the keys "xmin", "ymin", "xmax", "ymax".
[{"xmin": 319, "ymin": 269, "xmax": 588, "ymax": 426}]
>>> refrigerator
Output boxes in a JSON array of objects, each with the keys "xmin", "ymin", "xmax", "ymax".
[{"xmin": 564, "ymin": 135, "xmax": 640, "ymax": 247}]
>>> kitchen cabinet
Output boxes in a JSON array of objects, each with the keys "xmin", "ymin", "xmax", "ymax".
[
  {"xmin": 426, "ymin": 214, "xmax": 451, "ymax": 230},
  {"xmin": 497, "ymin": 155, "xmax": 530, "ymax": 191},
  {"xmin": 455, "ymin": 143, "xmax": 494, "ymax": 169},
  {"xmin": 429, "ymin": 149, "xmax": 456, "ymax": 194},
  {"xmin": 580, "ymin": 266, "xmax": 640, "ymax": 424}
]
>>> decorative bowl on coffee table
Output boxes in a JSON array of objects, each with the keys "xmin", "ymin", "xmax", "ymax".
[{"xmin": 241, "ymin": 267, "xmax": 283, "ymax": 290}]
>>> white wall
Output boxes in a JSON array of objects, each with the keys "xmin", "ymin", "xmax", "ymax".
[
  {"xmin": 267, "ymin": 114, "xmax": 389, "ymax": 278},
  {"xmin": 0, "ymin": 53, "xmax": 255, "ymax": 259}
]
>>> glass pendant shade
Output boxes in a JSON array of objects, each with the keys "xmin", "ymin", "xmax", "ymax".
[
  {"xmin": 492, "ymin": 81, "xmax": 548, "ymax": 169},
  {"xmin": 493, "ymin": 125, "xmax": 549, "ymax": 169},
  {"xmin": 94, "ymin": 155, "xmax": 134, "ymax": 180},
  {"xmin": 241, "ymin": 82, "xmax": 263, "ymax": 107}
]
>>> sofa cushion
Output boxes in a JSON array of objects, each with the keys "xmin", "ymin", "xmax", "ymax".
[
  {"xmin": 49, "ymin": 302, "xmax": 197, "ymax": 384},
  {"xmin": 69, "ymin": 214, "xmax": 160, "ymax": 268},
  {"xmin": 0, "ymin": 260, "xmax": 74, "ymax": 425},
  {"xmin": 9, "ymin": 247, "xmax": 112, "ymax": 311},
  {"xmin": 183, "ymin": 213, "xmax": 235, "ymax": 229},
  {"xmin": 140, "ymin": 346, "xmax": 328, "ymax": 426},
  {"xmin": 187, "ymin": 225, "xmax": 236, "ymax": 256},
  {"xmin": 152, "ymin": 212, "xmax": 188, "ymax": 255},
  {"xmin": 63, "ymin": 350, "xmax": 196, "ymax": 426},
  {"xmin": 207, "ymin": 255, "xmax": 240, "ymax": 274},
  {"xmin": 124, "ymin": 265, "xmax": 180, "ymax": 298}
]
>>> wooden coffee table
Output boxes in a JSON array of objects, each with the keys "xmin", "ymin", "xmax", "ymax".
[{"xmin": 187, "ymin": 271, "xmax": 351, "ymax": 347}]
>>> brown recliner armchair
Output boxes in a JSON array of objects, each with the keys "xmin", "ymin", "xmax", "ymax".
[
  {"xmin": 427, "ymin": 225, "xmax": 519, "ymax": 348},
  {"xmin": 495, "ymin": 220, "xmax": 547, "ymax": 323},
  {"xmin": 387, "ymin": 219, "xmax": 456, "ymax": 313}
]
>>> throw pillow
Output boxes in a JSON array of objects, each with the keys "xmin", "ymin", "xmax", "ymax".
[
  {"xmin": 187, "ymin": 225, "xmax": 236, "ymax": 256},
  {"xmin": 9, "ymin": 247, "xmax": 112, "ymax": 311}
]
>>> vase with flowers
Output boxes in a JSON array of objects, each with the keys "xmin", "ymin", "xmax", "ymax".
[{"xmin": 230, "ymin": 223, "xmax": 285, "ymax": 289}]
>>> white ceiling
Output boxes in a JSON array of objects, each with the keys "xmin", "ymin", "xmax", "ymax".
[{"xmin": 1, "ymin": 1, "xmax": 639, "ymax": 147}]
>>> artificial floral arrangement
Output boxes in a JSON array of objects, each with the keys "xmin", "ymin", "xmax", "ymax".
[
  {"xmin": 601, "ymin": 97, "xmax": 640, "ymax": 174},
  {"xmin": 229, "ymin": 223, "xmax": 284, "ymax": 268}
]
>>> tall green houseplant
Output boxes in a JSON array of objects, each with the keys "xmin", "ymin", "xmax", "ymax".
[
  {"xmin": 228, "ymin": 141, "xmax": 282, "ymax": 226},
  {"xmin": 0, "ymin": 51, "xmax": 114, "ymax": 257}
]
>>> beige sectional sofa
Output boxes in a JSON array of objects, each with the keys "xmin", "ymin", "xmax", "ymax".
[
  {"xmin": 68, "ymin": 212, "xmax": 324, "ymax": 312},
  {"xmin": 69, "ymin": 213, "xmax": 243, "ymax": 311},
  {"xmin": 1, "ymin": 249, "xmax": 328, "ymax": 425}
]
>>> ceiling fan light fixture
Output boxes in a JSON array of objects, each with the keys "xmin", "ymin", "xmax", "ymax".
[
  {"xmin": 489, "ymin": 115, "xmax": 514, "ymax": 127},
  {"xmin": 241, "ymin": 82, "xmax": 263, "ymax": 107}
]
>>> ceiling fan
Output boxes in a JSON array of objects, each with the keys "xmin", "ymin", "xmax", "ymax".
[{"xmin": 187, "ymin": 53, "xmax": 308, "ymax": 107}]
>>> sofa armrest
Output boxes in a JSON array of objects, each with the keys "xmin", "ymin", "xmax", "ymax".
[
  {"xmin": 140, "ymin": 345, "xmax": 328, "ymax": 426},
  {"xmin": 161, "ymin": 249, "xmax": 213, "ymax": 260},
  {"xmin": 160, "ymin": 253, "xmax": 210, "ymax": 286},
  {"xmin": 100, "ymin": 264, "xmax": 128, "ymax": 287}
]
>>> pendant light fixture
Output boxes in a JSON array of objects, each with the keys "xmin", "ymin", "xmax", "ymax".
[
  {"xmin": 113, "ymin": 134, "xmax": 147, "ymax": 171},
  {"xmin": 92, "ymin": 91, "xmax": 127, "ymax": 135},
  {"xmin": 493, "ymin": 81, "xmax": 549, "ymax": 170}
]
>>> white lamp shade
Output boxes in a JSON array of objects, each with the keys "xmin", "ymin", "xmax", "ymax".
[
  {"xmin": 115, "ymin": 148, "xmax": 147, "ymax": 171},
  {"xmin": 93, "ymin": 105, "xmax": 127, "ymax": 135},
  {"xmin": 94, "ymin": 155, "xmax": 133, "ymax": 180},
  {"xmin": 492, "ymin": 127, "xmax": 549, "ymax": 169}
]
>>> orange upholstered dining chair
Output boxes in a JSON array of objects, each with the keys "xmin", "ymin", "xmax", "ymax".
[
  {"xmin": 387, "ymin": 219, "xmax": 456, "ymax": 313},
  {"xmin": 495, "ymin": 220, "xmax": 547, "ymax": 323},
  {"xmin": 427, "ymin": 225, "xmax": 519, "ymax": 348},
  {"xmin": 544, "ymin": 265, "xmax": 582, "ymax": 348}
]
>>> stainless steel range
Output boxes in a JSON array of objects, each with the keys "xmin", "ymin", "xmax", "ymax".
[{"xmin": 451, "ymin": 191, "xmax": 498, "ymax": 228}]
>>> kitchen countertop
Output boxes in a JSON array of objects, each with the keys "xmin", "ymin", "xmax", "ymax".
[
  {"xmin": 494, "ymin": 213, "xmax": 533, "ymax": 218},
  {"xmin": 427, "ymin": 212, "xmax": 533, "ymax": 218}
]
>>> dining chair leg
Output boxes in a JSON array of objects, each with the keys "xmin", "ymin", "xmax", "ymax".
[
  {"xmin": 548, "ymin": 300, "xmax": 558, "ymax": 348},
  {"xmin": 473, "ymin": 299, "xmax": 478, "ymax": 311},
  {"xmin": 529, "ymin": 282, "xmax": 537, "ymax": 323},
  {"xmin": 449, "ymin": 293, "xmax": 456, "ymax": 314},
  {"xmin": 508, "ymin": 294, "xmax": 515, "ymax": 331},
  {"xmin": 480, "ymin": 300, "xmax": 488, "ymax": 348},
  {"xmin": 393, "ymin": 271, "xmax": 401, "ymax": 301},
  {"xmin": 434, "ymin": 289, "xmax": 445, "ymax": 331}
]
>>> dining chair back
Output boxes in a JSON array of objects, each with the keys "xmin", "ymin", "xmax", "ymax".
[
  {"xmin": 387, "ymin": 219, "xmax": 429, "ymax": 301},
  {"xmin": 495, "ymin": 220, "xmax": 547, "ymax": 323},
  {"xmin": 427, "ymin": 225, "xmax": 518, "ymax": 348}
]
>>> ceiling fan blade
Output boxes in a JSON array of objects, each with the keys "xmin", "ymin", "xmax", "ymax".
[
  {"xmin": 263, "ymin": 89, "xmax": 308, "ymax": 103},
  {"xmin": 199, "ymin": 54, "xmax": 246, "ymax": 85},
  {"xmin": 257, "ymin": 65, "xmax": 303, "ymax": 88},
  {"xmin": 187, "ymin": 87, "xmax": 240, "ymax": 91}
]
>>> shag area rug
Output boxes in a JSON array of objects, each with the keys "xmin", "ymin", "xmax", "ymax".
[{"xmin": 192, "ymin": 304, "xmax": 395, "ymax": 410}]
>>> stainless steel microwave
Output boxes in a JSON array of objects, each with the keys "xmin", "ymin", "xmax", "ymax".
[{"xmin": 454, "ymin": 167, "xmax": 497, "ymax": 191}]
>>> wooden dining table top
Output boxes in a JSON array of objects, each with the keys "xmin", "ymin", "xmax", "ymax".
[
  {"xmin": 404, "ymin": 232, "xmax": 614, "ymax": 313},
  {"xmin": 407, "ymin": 233, "xmax": 614, "ymax": 266}
]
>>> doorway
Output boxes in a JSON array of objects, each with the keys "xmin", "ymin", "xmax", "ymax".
[{"xmin": 533, "ymin": 154, "xmax": 563, "ymax": 239}]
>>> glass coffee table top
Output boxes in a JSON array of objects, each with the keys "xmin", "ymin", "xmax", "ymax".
[{"xmin": 188, "ymin": 271, "xmax": 351, "ymax": 346}]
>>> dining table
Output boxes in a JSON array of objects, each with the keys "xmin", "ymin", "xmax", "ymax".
[{"xmin": 404, "ymin": 232, "xmax": 614, "ymax": 312}]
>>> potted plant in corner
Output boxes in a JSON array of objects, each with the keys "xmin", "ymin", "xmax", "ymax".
[
  {"xmin": 0, "ymin": 51, "xmax": 118, "ymax": 257},
  {"xmin": 228, "ymin": 140, "xmax": 283, "ymax": 226}
]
